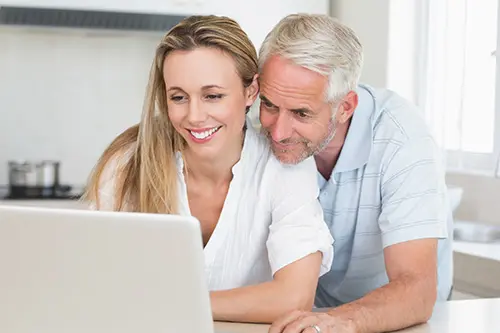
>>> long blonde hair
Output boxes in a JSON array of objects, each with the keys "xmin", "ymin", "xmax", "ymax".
[{"xmin": 83, "ymin": 15, "xmax": 258, "ymax": 213}]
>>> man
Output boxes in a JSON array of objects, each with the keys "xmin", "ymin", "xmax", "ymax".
[{"xmin": 257, "ymin": 14, "xmax": 453, "ymax": 333}]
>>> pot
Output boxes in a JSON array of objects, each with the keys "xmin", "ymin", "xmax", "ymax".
[
  {"xmin": 9, "ymin": 160, "xmax": 60, "ymax": 187},
  {"xmin": 7, "ymin": 160, "xmax": 63, "ymax": 198}
]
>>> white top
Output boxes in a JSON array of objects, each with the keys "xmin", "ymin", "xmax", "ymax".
[{"xmin": 93, "ymin": 121, "xmax": 334, "ymax": 291}]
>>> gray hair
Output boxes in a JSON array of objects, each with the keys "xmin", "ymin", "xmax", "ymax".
[{"xmin": 259, "ymin": 13, "xmax": 363, "ymax": 102}]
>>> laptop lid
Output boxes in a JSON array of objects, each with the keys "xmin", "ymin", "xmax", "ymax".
[{"xmin": 0, "ymin": 205, "xmax": 214, "ymax": 333}]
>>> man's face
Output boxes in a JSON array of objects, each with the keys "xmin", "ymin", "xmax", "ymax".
[{"xmin": 259, "ymin": 55, "xmax": 336, "ymax": 164}]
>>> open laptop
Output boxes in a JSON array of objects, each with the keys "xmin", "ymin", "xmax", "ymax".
[{"xmin": 0, "ymin": 204, "xmax": 225, "ymax": 333}]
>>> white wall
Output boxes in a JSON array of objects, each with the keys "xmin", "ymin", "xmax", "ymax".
[
  {"xmin": 0, "ymin": 28, "xmax": 158, "ymax": 187},
  {"xmin": 330, "ymin": 0, "xmax": 419, "ymax": 103},
  {"xmin": 386, "ymin": 0, "xmax": 420, "ymax": 104},
  {"xmin": 0, "ymin": 0, "xmax": 329, "ymax": 187},
  {"xmin": 330, "ymin": 0, "xmax": 390, "ymax": 88}
]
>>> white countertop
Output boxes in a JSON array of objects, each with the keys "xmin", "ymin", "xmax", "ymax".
[
  {"xmin": 0, "ymin": 199, "xmax": 88, "ymax": 210},
  {"xmin": 454, "ymin": 240, "xmax": 500, "ymax": 262},
  {"xmin": 2, "ymin": 199, "xmax": 498, "ymax": 263},
  {"xmin": 214, "ymin": 298, "xmax": 500, "ymax": 333}
]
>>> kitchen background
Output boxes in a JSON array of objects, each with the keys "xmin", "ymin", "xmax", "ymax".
[
  {"xmin": 0, "ymin": 0, "xmax": 499, "ymax": 299},
  {"xmin": 1, "ymin": 0, "xmax": 330, "ymax": 192}
]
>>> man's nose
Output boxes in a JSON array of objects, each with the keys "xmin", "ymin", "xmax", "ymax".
[{"xmin": 270, "ymin": 112, "xmax": 294, "ymax": 142}]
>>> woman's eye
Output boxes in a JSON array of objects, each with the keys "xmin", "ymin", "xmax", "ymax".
[
  {"xmin": 206, "ymin": 94, "xmax": 223, "ymax": 100},
  {"xmin": 170, "ymin": 96, "xmax": 184, "ymax": 102}
]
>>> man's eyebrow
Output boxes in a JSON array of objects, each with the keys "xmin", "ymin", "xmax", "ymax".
[
  {"xmin": 260, "ymin": 95, "xmax": 277, "ymax": 107},
  {"xmin": 261, "ymin": 95, "xmax": 314, "ymax": 114},
  {"xmin": 290, "ymin": 107, "xmax": 314, "ymax": 114}
]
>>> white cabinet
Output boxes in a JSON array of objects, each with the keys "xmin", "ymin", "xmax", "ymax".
[
  {"xmin": 0, "ymin": 0, "xmax": 329, "ymax": 38},
  {"xmin": 1, "ymin": 0, "xmax": 202, "ymax": 15}
]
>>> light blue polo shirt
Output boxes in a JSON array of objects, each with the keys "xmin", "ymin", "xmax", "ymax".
[{"xmin": 315, "ymin": 84, "xmax": 453, "ymax": 308}]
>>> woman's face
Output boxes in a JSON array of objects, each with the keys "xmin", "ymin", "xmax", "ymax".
[{"xmin": 164, "ymin": 47, "xmax": 258, "ymax": 159}]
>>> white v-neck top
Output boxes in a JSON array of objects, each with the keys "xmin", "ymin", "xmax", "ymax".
[{"xmin": 93, "ymin": 121, "xmax": 333, "ymax": 291}]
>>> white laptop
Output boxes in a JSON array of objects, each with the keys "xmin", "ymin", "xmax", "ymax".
[{"xmin": 0, "ymin": 204, "xmax": 227, "ymax": 333}]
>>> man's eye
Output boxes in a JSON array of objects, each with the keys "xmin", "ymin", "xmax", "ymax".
[
  {"xmin": 263, "ymin": 100, "xmax": 274, "ymax": 108},
  {"xmin": 296, "ymin": 111, "xmax": 308, "ymax": 118}
]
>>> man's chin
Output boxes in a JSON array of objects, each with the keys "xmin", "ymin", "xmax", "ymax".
[{"xmin": 271, "ymin": 147, "xmax": 307, "ymax": 165}]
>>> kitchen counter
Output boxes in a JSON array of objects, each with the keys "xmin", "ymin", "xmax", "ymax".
[
  {"xmin": 454, "ymin": 240, "xmax": 500, "ymax": 262},
  {"xmin": 214, "ymin": 298, "xmax": 500, "ymax": 332},
  {"xmin": 453, "ymin": 240, "xmax": 500, "ymax": 298},
  {"xmin": 0, "ymin": 199, "xmax": 88, "ymax": 210}
]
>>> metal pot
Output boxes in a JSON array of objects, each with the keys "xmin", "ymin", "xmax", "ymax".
[{"xmin": 8, "ymin": 160, "xmax": 60, "ymax": 188}]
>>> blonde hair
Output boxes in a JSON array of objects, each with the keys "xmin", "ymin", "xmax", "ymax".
[
  {"xmin": 259, "ymin": 13, "xmax": 363, "ymax": 102},
  {"xmin": 83, "ymin": 15, "xmax": 258, "ymax": 214}
]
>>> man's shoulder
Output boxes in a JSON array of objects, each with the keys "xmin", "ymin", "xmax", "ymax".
[{"xmin": 358, "ymin": 84, "xmax": 434, "ymax": 144}]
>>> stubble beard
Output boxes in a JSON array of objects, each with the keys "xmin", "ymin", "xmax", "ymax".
[{"xmin": 263, "ymin": 117, "xmax": 337, "ymax": 165}]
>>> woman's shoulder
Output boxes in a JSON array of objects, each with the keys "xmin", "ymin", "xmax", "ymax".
[
  {"xmin": 242, "ymin": 123, "xmax": 317, "ymax": 183},
  {"xmin": 243, "ymin": 123, "xmax": 271, "ymax": 156},
  {"xmin": 101, "ymin": 142, "xmax": 136, "ymax": 179}
]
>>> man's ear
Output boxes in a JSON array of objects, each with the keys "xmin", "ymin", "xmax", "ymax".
[
  {"xmin": 245, "ymin": 74, "xmax": 260, "ymax": 107},
  {"xmin": 336, "ymin": 91, "xmax": 358, "ymax": 124}
]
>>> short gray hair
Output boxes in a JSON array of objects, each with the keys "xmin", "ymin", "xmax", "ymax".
[{"xmin": 259, "ymin": 13, "xmax": 363, "ymax": 102}]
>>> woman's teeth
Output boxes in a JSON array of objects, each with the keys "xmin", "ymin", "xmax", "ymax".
[{"xmin": 190, "ymin": 126, "xmax": 220, "ymax": 139}]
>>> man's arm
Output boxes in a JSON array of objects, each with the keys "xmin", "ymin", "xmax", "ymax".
[
  {"xmin": 270, "ymin": 134, "xmax": 447, "ymax": 333},
  {"xmin": 269, "ymin": 239, "xmax": 438, "ymax": 333},
  {"xmin": 210, "ymin": 252, "xmax": 322, "ymax": 324},
  {"xmin": 326, "ymin": 238, "xmax": 438, "ymax": 332},
  {"xmin": 332, "ymin": 134, "xmax": 444, "ymax": 332}
]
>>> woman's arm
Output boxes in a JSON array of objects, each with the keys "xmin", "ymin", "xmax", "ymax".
[
  {"xmin": 211, "ymin": 252, "xmax": 322, "ymax": 323},
  {"xmin": 211, "ymin": 156, "xmax": 334, "ymax": 324}
]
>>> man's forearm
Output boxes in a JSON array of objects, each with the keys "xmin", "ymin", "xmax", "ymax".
[
  {"xmin": 211, "ymin": 280, "xmax": 314, "ymax": 324},
  {"xmin": 327, "ymin": 275, "xmax": 437, "ymax": 333}
]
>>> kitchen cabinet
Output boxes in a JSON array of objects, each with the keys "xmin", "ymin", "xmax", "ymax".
[
  {"xmin": 0, "ymin": 0, "xmax": 329, "ymax": 48},
  {"xmin": 1, "ymin": 0, "xmax": 328, "ymax": 17},
  {"xmin": 1, "ymin": 0, "xmax": 190, "ymax": 15}
]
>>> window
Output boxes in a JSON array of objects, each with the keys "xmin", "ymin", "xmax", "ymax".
[{"xmin": 419, "ymin": 0, "xmax": 500, "ymax": 174}]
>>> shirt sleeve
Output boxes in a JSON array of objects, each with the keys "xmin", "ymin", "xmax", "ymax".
[
  {"xmin": 266, "ymin": 156, "xmax": 334, "ymax": 277},
  {"xmin": 379, "ymin": 136, "xmax": 449, "ymax": 248}
]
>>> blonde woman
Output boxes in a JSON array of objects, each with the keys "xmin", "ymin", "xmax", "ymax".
[{"xmin": 83, "ymin": 15, "xmax": 333, "ymax": 324}]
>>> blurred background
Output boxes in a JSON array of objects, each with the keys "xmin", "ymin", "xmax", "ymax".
[{"xmin": 0, "ymin": 0, "xmax": 499, "ymax": 301}]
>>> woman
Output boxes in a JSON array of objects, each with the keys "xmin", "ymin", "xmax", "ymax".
[{"xmin": 83, "ymin": 15, "xmax": 333, "ymax": 324}]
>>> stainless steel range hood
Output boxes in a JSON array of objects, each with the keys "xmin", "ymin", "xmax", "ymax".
[{"xmin": 0, "ymin": 6, "xmax": 186, "ymax": 32}]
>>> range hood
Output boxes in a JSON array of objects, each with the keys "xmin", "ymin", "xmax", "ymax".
[{"xmin": 0, "ymin": 5, "xmax": 186, "ymax": 32}]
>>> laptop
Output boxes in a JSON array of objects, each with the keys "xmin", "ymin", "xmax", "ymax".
[{"xmin": 0, "ymin": 204, "xmax": 224, "ymax": 333}]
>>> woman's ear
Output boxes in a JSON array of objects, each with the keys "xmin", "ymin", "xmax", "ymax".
[{"xmin": 245, "ymin": 74, "xmax": 260, "ymax": 107}]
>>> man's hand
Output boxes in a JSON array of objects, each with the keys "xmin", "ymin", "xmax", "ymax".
[
  {"xmin": 269, "ymin": 239, "xmax": 439, "ymax": 333},
  {"xmin": 269, "ymin": 310, "xmax": 357, "ymax": 333}
]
